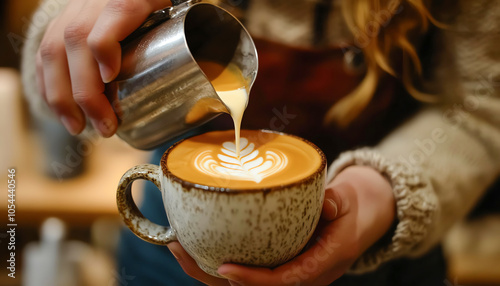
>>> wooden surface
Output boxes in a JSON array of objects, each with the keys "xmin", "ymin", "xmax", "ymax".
[
  {"xmin": 444, "ymin": 217, "xmax": 500, "ymax": 285},
  {"xmin": 447, "ymin": 253, "xmax": 500, "ymax": 285},
  {"xmin": 0, "ymin": 69, "xmax": 150, "ymax": 226},
  {"xmin": 13, "ymin": 132, "xmax": 149, "ymax": 225}
]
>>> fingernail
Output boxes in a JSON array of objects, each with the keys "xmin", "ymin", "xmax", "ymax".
[
  {"xmin": 93, "ymin": 118, "xmax": 116, "ymax": 138},
  {"xmin": 326, "ymin": 198, "xmax": 338, "ymax": 219},
  {"xmin": 61, "ymin": 116, "xmax": 80, "ymax": 135},
  {"xmin": 170, "ymin": 248, "xmax": 181, "ymax": 261},
  {"xmin": 98, "ymin": 63, "xmax": 114, "ymax": 83},
  {"xmin": 218, "ymin": 271, "xmax": 240, "ymax": 283}
]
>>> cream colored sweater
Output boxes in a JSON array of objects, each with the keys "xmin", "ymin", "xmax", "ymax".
[{"xmin": 21, "ymin": 0, "xmax": 500, "ymax": 273}]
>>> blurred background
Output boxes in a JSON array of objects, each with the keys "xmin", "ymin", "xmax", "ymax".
[
  {"xmin": 1, "ymin": 1, "xmax": 500, "ymax": 286},
  {"xmin": 1, "ymin": 1, "xmax": 150, "ymax": 285}
]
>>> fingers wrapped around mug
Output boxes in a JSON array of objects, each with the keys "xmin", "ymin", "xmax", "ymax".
[
  {"xmin": 167, "ymin": 242, "xmax": 231, "ymax": 286},
  {"xmin": 211, "ymin": 166, "xmax": 396, "ymax": 286}
]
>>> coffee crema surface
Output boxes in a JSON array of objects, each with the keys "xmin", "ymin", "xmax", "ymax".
[{"xmin": 166, "ymin": 130, "xmax": 322, "ymax": 189}]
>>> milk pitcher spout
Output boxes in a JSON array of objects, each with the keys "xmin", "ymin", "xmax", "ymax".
[{"xmin": 106, "ymin": 0, "xmax": 258, "ymax": 150}]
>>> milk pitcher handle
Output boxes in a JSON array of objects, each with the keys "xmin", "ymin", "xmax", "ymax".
[{"xmin": 116, "ymin": 164, "xmax": 177, "ymax": 245}]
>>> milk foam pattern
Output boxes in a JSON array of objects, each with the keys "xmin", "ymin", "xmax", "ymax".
[{"xmin": 194, "ymin": 138, "xmax": 288, "ymax": 183}]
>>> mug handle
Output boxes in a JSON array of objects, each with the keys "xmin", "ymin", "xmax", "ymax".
[{"xmin": 116, "ymin": 164, "xmax": 177, "ymax": 245}]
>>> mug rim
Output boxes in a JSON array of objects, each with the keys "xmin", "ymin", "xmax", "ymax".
[{"xmin": 160, "ymin": 129, "xmax": 327, "ymax": 193}]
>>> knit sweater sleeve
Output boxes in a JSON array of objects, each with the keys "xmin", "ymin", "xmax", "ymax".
[
  {"xmin": 328, "ymin": 0, "xmax": 500, "ymax": 273},
  {"xmin": 21, "ymin": 0, "xmax": 69, "ymax": 121}
]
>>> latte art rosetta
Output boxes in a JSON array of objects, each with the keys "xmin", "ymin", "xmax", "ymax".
[
  {"xmin": 194, "ymin": 138, "xmax": 288, "ymax": 183},
  {"xmin": 167, "ymin": 130, "xmax": 322, "ymax": 189}
]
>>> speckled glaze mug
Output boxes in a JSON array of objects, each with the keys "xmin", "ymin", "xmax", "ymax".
[{"xmin": 116, "ymin": 131, "xmax": 326, "ymax": 277}]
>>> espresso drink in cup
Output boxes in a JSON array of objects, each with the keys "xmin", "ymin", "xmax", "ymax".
[
  {"xmin": 167, "ymin": 130, "xmax": 321, "ymax": 188},
  {"xmin": 117, "ymin": 130, "xmax": 326, "ymax": 277},
  {"xmin": 117, "ymin": 46, "xmax": 326, "ymax": 277}
]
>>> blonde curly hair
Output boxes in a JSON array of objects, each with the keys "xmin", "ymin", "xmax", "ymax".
[{"xmin": 325, "ymin": 0, "xmax": 444, "ymax": 127}]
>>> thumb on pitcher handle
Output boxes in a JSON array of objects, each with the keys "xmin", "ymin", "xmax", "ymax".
[{"xmin": 116, "ymin": 164, "xmax": 176, "ymax": 245}]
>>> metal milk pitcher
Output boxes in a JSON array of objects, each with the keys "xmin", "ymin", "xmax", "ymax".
[{"xmin": 106, "ymin": 0, "xmax": 258, "ymax": 150}]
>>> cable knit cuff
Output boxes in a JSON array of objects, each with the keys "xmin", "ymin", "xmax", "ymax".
[{"xmin": 327, "ymin": 148, "xmax": 438, "ymax": 273}]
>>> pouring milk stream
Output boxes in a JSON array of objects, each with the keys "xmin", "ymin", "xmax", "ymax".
[{"xmin": 197, "ymin": 61, "xmax": 249, "ymax": 157}]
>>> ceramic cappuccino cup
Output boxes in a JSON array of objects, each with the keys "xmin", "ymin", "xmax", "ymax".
[{"xmin": 116, "ymin": 130, "xmax": 326, "ymax": 277}]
